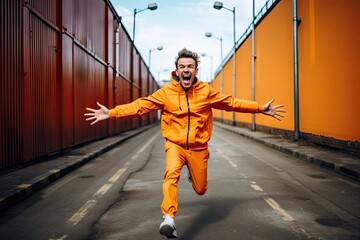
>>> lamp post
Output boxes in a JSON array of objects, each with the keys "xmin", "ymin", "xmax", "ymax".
[
  {"xmin": 133, "ymin": 3, "xmax": 158, "ymax": 43},
  {"xmin": 149, "ymin": 45, "xmax": 163, "ymax": 72},
  {"xmin": 251, "ymin": 0, "xmax": 256, "ymax": 131},
  {"xmin": 213, "ymin": 1, "xmax": 236, "ymax": 126},
  {"xmin": 205, "ymin": 32, "xmax": 223, "ymax": 122}
]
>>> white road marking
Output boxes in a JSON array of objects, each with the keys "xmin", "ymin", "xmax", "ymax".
[
  {"xmin": 215, "ymin": 148, "xmax": 238, "ymax": 168},
  {"xmin": 67, "ymin": 200, "xmax": 97, "ymax": 226},
  {"xmin": 65, "ymin": 132, "xmax": 160, "ymax": 228},
  {"xmin": 263, "ymin": 197, "xmax": 294, "ymax": 222},
  {"xmin": 250, "ymin": 182, "xmax": 264, "ymax": 192},
  {"xmin": 49, "ymin": 235, "xmax": 68, "ymax": 240}
]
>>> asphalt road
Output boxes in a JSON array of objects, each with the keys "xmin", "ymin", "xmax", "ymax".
[{"xmin": 0, "ymin": 125, "xmax": 359, "ymax": 240}]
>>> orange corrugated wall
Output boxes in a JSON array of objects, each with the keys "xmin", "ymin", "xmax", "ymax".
[{"xmin": 212, "ymin": 0, "xmax": 360, "ymax": 141}]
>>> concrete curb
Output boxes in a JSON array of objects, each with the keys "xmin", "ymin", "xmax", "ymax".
[
  {"xmin": 215, "ymin": 122, "xmax": 360, "ymax": 182},
  {"xmin": 0, "ymin": 125, "xmax": 153, "ymax": 213}
]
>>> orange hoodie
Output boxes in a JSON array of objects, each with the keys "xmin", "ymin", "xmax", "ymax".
[{"xmin": 109, "ymin": 75, "xmax": 264, "ymax": 150}]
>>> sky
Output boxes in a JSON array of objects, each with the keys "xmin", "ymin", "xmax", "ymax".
[{"xmin": 109, "ymin": 0, "xmax": 269, "ymax": 83}]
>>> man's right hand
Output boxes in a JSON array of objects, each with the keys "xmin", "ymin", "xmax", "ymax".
[{"xmin": 84, "ymin": 102, "xmax": 110, "ymax": 125}]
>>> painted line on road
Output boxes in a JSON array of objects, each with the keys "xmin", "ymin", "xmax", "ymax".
[
  {"xmin": 249, "ymin": 181, "xmax": 294, "ymax": 222},
  {"xmin": 65, "ymin": 132, "xmax": 160, "ymax": 228},
  {"xmin": 214, "ymin": 133, "xmax": 295, "ymax": 223},
  {"xmin": 67, "ymin": 200, "xmax": 97, "ymax": 226},
  {"xmin": 250, "ymin": 181, "xmax": 264, "ymax": 192},
  {"xmin": 215, "ymin": 148, "xmax": 238, "ymax": 168},
  {"xmin": 263, "ymin": 197, "xmax": 295, "ymax": 222},
  {"xmin": 49, "ymin": 235, "xmax": 68, "ymax": 240}
]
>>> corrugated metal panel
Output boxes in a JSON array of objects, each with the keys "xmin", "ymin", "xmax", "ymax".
[
  {"xmin": 132, "ymin": 49, "xmax": 140, "ymax": 89},
  {"xmin": 62, "ymin": 0, "xmax": 74, "ymax": 35},
  {"xmin": 0, "ymin": 0, "xmax": 23, "ymax": 169},
  {"xmin": 107, "ymin": 8, "xmax": 116, "ymax": 68},
  {"xmin": 0, "ymin": 0, "xmax": 160, "ymax": 170},
  {"xmin": 73, "ymin": 0, "xmax": 88, "ymax": 47},
  {"xmin": 107, "ymin": 67, "xmax": 115, "ymax": 135},
  {"xmin": 23, "ymin": 12, "xmax": 61, "ymax": 161},
  {"xmin": 28, "ymin": 0, "xmax": 58, "ymax": 26},
  {"xmin": 117, "ymin": 25, "xmax": 131, "ymax": 79},
  {"xmin": 61, "ymin": 34, "xmax": 74, "ymax": 148},
  {"xmin": 141, "ymin": 60, "xmax": 149, "ymax": 96},
  {"xmin": 114, "ymin": 76, "xmax": 131, "ymax": 132},
  {"xmin": 92, "ymin": 0, "xmax": 106, "ymax": 61},
  {"xmin": 94, "ymin": 60, "xmax": 107, "ymax": 138}
]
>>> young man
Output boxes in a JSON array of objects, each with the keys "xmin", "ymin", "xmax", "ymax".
[{"xmin": 85, "ymin": 48, "xmax": 285, "ymax": 238}]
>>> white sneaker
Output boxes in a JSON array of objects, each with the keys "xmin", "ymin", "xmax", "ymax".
[{"xmin": 159, "ymin": 214, "xmax": 177, "ymax": 238}]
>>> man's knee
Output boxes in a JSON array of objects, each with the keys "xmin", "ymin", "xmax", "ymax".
[{"xmin": 193, "ymin": 185, "xmax": 207, "ymax": 195}]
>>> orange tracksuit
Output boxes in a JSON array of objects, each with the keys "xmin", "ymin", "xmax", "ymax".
[{"xmin": 109, "ymin": 74, "xmax": 264, "ymax": 218}]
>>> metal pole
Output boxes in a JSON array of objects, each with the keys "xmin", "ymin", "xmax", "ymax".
[
  {"xmin": 251, "ymin": 0, "xmax": 256, "ymax": 131},
  {"xmin": 133, "ymin": 9, "xmax": 136, "ymax": 42},
  {"xmin": 220, "ymin": 36, "xmax": 224, "ymax": 122},
  {"xmin": 148, "ymin": 49, "xmax": 152, "ymax": 71},
  {"xmin": 293, "ymin": 0, "xmax": 300, "ymax": 140},
  {"xmin": 232, "ymin": 7, "xmax": 236, "ymax": 126}
]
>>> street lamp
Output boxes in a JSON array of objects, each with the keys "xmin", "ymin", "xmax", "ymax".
[
  {"xmin": 213, "ymin": 1, "xmax": 236, "ymax": 126},
  {"xmin": 149, "ymin": 45, "xmax": 163, "ymax": 72},
  {"xmin": 251, "ymin": 0, "xmax": 256, "ymax": 131},
  {"xmin": 133, "ymin": 3, "xmax": 158, "ymax": 42},
  {"xmin": 205, "ymin": 32, "xmax": 223, "ymax": 122}
]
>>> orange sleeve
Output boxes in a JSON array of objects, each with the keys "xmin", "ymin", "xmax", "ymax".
[
  {"xmin": 208, "ymin": 85, "xmax": 264, "ymax": 113},
  {"xmin": 109, "ymin": 88, "xmax": 166, "ymax": 118}
]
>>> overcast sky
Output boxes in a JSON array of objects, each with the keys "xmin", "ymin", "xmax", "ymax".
[{"xmin": 109, "ymin": 0, "xmax": 269, "ymax": 83}]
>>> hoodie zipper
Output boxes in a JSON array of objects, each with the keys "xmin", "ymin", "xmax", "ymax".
[{"xmin": 185, "ymin": 91, "xmax": 190, "ymax": 149}]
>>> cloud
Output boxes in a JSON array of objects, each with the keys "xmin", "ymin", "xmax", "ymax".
[{"xmin": 110, "ymin": 0, "xmax": 269, "ymax": 82}]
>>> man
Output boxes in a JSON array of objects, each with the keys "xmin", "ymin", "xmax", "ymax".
[{"xmin": 85, "ymin": 48, "xmax": 285, "ymax": 238}]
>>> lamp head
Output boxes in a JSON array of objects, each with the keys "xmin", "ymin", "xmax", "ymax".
[
  {"xmin": 148, "ymin": 3, "xmax": 158, "ymax": 11},
  {"xmin": 157, "ymin": 46, "xmax": 163, "ymax": 51},
  {"xmin": 213, "ymin": 1, "xmax": 223, "ymax": 10},
  {"xmin": 205, "ymin": 32, "xmax": 212, "ymax": 38}
]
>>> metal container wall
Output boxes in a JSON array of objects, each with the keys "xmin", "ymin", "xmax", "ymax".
[
  {"xmin": 0, "ymin": 0, "xmax": 159, "ymax": 170},
  {"xmin": 117, "ymin": 26, "xmax": 132, "ymax": 79},
  {"xmin": 61, "ymin": 34, "xmax": 74, "ymax": 148},
  {"xmin": 131, "ymin": 50, "xmax": 140, "ymax": 128},
  {"xmin": 0, "ymin": 0, "xmax": 23, "ymax": 169},
  {"xmin": 114, "ymin": 76, "xmax": 132, "ymax": 132},
  {"xmin": 23, "ymin": 11, "xmax": 61, "ymax": 161},
  {"xmin": 28, "ymin": 0, "xmax": 58, "ymax": 25},
  {"xmin": 140, "ymin": 60, "xmax": 149, "ymax": 125},
  {"xmin": 73, "ymin": 45, "xmax": 108, "ymax": 144}
]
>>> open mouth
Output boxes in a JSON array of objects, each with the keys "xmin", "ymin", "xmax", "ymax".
[{"xmin": 182, "ymin": 76, "xmax": 191, "ymax": 85}]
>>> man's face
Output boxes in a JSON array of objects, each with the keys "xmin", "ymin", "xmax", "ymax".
[{"xmin": 176, "ymin": 57, "xmax": 198, "ymax": 91}]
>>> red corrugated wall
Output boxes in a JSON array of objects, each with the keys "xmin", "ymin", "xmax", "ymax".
[
  {"xmin": 0, "ymin": 0, "xmax": 23, "ymax": 168},
  {"xmin": 0, "ymin": 0, "xmax": 159, "ymax": 170}
]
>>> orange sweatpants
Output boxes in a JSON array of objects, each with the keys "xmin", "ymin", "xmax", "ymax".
[{"xmin": 161, "ymin": 141, "xmax": 210, "ymax": 218}]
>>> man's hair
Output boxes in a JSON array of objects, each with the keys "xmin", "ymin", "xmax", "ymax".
[{"xmin": 175, "ymin": 48, "xmax": 200, "ymax": 69}]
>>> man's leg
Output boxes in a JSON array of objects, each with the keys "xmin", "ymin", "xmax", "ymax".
[
  {"xmin": 161, "ymin": 141, "xmax": 187, "ymax": 217},
  {"xmin": 160, "ymin": 141, "xmax": 185, "ymax": 238},
  {"xmin": 187, "ymin": 148, "xmax": 209, "ymax": 195}
]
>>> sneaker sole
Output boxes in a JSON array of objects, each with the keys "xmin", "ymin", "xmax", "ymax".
[{"xmin": 159, "ymin": 225, "xmax": 177, "ymax": 238}]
